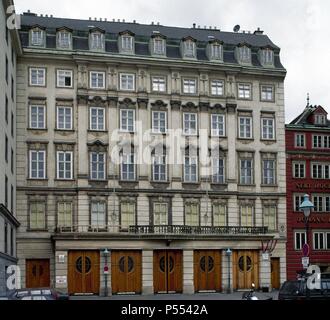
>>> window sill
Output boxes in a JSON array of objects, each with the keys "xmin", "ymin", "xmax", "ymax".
[
  {"xmin": 27, "ymin": 229, "xmax": 48, "ymax": 232},
  {"xmin": 118, "ymin": 130, "xmax": 136, "ymax": 134},
  {"xmin": 87, "ymin": 130, "xmax": 108, "ymax": 133},
  {"xmin": 260, "ymin": 139, "xmax": 276, "ymax": 142},
  {"xmin": 260, "ymin": 184, "xmax": 278, "ymax": 187},
  {"xmin": 238, "ymin": 184, "xmax": 256, "ymax": 187},
  {"xmin": 54, "ymin": 129, "xmax": 75, "ymax": 133},
  {"xmin": 260, "ymin": 99, "xmax": 275, "ymax": 103},
  {"xmin": 88, "ymin": 180, "xmax": 107, "ymax": 183},
  {"xmin": 210, "ymin": 135, "xmax": 227, "ymax": 139},
  {"xmin": 89, "ymin": 87, "xmax": 106, "ymax": 90},
  {"xmin": 237, "ymin": 138, "xmax": 254, "ymax": 141},
  {"xmin": 27, "ymin": 128, "xmax": 48, "ymax": 131},
  {"xmin": 27, "ymin": 178, "xmax": 48, "ymax": 181},
  {"xmin": 54, "ymin": 179, "xmax": 75, "ymax": 182}
]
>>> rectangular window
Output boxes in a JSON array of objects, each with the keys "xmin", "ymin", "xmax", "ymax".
[
  {"xmin": 212, "ymin": 158, "xmax": 225, "ymax": 184},
  {"xmin": 154, "ymin": 203, "xmax": 168, "ymax": 225},
  {"xmin": 312, "ymin": 164, "xmax": 323, "ymax": 179},
  {"xmin": 314, "ymin": 232, "xmax": 325, "ymax": 250},
  {"xmin": 91, "ymin": 202, "xmax": 106, "ymax": 228},
  {"xmin": 239, "ymin": 116, "xmax": 252, "ymax": 139},
  {"xmin": 261, "ymin": 85, "xmax": 274, "ymax": 101},
  {"xmin": 261, "ymin": 118, "xmax": 275, "ymax": 140},
  {"xmin": 183, "ymin": 113, "xmax": 197, "ymax": 135},
  {"xmin": 121, "ymin": 202, "xmax": 135, "ymax": 229},
  {"xmin": 152, "ymin": 76, "xmax": 166, "ymax": 92},
  {"xmin": 120, "ymin": 73, "xmax": 135, "ymax": 91},
  {"xmin": 263, "ymin": 205, "xmax": 277, "ymax": 231},
  {"xmin": 29, "ymin": 150, "xmax": 46, "ymax": 179},
  {"xmin": 211, "ymin": 44, "xmax": 222, "ymax": 60},
  {"xmin": 57, "ymin": 151, "xmax": 73, "ymax": 180},
  {"xmin": 262, "ymin": 159, "xmax": 276, "ymax": 185},
  {"xmin": 153, "ymin": 38, "xmax": 165, "ymax": 55},
  {"xmin": 238, "ymin": 46, "xmax": 251, "ymax": 63},
  {"xmin": 5, "ymin": 135, "xmax": 8, "ymax": 163},
  {"xmin": 184, "ymin": 156, "xmax": 198, "ymax": 182},
  {"xmin": 57, "ymin": 106, "xmax": 72, "ymax": 130},
  {"xmin": 183, "ymin": 79, "xmax": 197, "ymax": 94},
  {"xmin": 29, "ymin": 202, "xmax": 46, "ymax": 230},
  {"xmin": 294, "ymin": 195, "xmax": 305, "ymax": 212},
  {"xmin": 211, "ymin": 80, "xmax": 224, "ymax": 96},
  {"xmin": 213, "ymin": 203, "xmax": 226, "ymax": 227},
  {"xmin": 315, "ymin": 115, "xmax": 326, "ymax": 125},
  {"xmin": 313, "ymin": 196, "xmax": 323, "ymax": 212},
  {"xmin": 121, "ymin": 153, "xmax": 135, "ymax": 181},
  {"xmin": 293, "ymin": 162, "xmax": 305, "ymax": 178},
  {"xmin": 152, "ymin": 111, "xmax": 167, "ymax": 133},
  {"xmin": 295, "ymin": 134, "xmax": 305, "ymax": 148},
  {"xmin": 29, "ymin": 105, "xmax": 45, "ymax": 129},
  {"xmin": 241, "ymin": 205, "xmax": 253, "ymax": 227},
  {"xmin": 90, "ymin": 71, "xmax": 105, "ymax": 89},
  {"xmin": 240, "ymin": 159, "xmax": 253, "ymax": 184},
  {"xmin": 120, "ymin": 109, "xmax": 135, "ymax": 132},
  {"xmin": 57, "ymin": 202, "xmax": 72, "ymax": 227},
  {"xmin": 90, "ymin": 107, "xmax": 105, "ymax": 131},
  {"xmin": 57, "ymin": 70, "xmax": 73, "ymax": 88},
  {"xmin": 90, "ymin": 33, "xmax": 104, "ymax": 50},
  {"xmin": 313, "ymin": 135, "xmax": 330, "ymax": 149},
  {"xmin": 153, "ymin": 154, "xmax": 167, "ymax": 181},
  {"xmin": 29, "ymin": 68, "xmax": 46, "ymax": 86},
  {"xmin": 58, "ymin": 32, "xmax": 71, "ymax": 48},
  {"xmin": 122, "ymin": 36, "xmax": 133, "ymax": 51},
  {"xmin": 90, "ymin": 152, "xmax": 106, "ymax": 180},
  {"xmin": 31, "ymin": 30, "xmax": 44, "ymax": 46},
  {"xmin": 211, "ymin": 114, "xmax": 225, "ymax": 137},
  {"xmin": 184, "ymin": 41, "xmax": 195, "ymax": 57},
  {"xmin": 295, "ymin": 232, "xmax": 306, "ymax": 250},
  {"xmin": 185, "ymin": 203, "xmax": 199, "ymax": 226},
  {"xmin": 238, "ymin": 83, "xmax": 251, "ymax": 99}
]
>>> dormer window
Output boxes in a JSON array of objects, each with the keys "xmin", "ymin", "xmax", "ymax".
[
  {"xmin": 151, "ymin": 35, "xmax": 166, "ymax": 56},
  {"xmin": 30, "ymin": 27, "xmax": 45, "ymax": 47},
  {"xmin": 89, "ymin": 29, "xmax": 105, "ymax": 51},
  {"xmin": 182, "ymin": 37, "xmax": 197, "ymax": 59},
  {"xmin": 207, "ymin": 40, "xmax": 223, "ymax": 61},
  {"xmin": 315, "ymin": 114, "xmax": 327, "ymax": 125},
  {"xmin": 237, "ymin": 44, "xmax": 251, "ymax": 64},
  {"xmin": 119, "ymin": 31, "xmax": 135, "ymax": 54},
  {"xmin": 260, "ymin": 48, "xmax": 274, "ymax": 66},
  {"xmin": 57, "ymin": 28, "xmax": 72, "ymax": 49}
]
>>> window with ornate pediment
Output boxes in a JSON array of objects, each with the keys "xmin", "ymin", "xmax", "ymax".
[
  {"xmin": 56, "ymin": 28, "xmax": 72, "ymax": 49},
  {"xmin": 30, "ymin": 26, "xmax": 45, "ymax": 47},
  {"xmin": 236, "ymin": 44, "xmax": 251, "ymax": 64},
  {"xmin": 89, "ymin": 29, "xmax": 105, "ymax": 51},
  {"xmin": 181, "ymin": 37, "xmax": 197, "ymax": 59},
  {"xmin": 119, "ymin": 31, "xmax": 135, "ymax": 54},
  {"xmin": 207, "ymin": 40, "xmax": 223, "ymax": 61},
  {"xmin": 151, "ymin": 35, "xmax": 166, "ymax": 56}
]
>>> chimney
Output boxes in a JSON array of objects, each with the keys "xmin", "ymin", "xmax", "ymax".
[
  {"xmin": 254, "ymin": 27, "xmax": 264, "ymax": 35},
  {"xmin": 193, "ymin": 23, "xmax": 196, "ymax": 28},
  {"xmin": 151, "ymin": 21, "xmax": 154, "ymax": 25},
  {"xmin": 100, "ymin": 18, "xmax": 103, "ymax": 21},
  {"xmin": 123, "ymin": 19, "xmax": 125, "ymax": 22},
  {"xmin": 50, "ymin": 15, "xmax": 53, "ymax": 18},
  {"xmin": 112, "ymin": 18, "xmax": 115, "ymax": 22},
  {"xmin": 45, "ymin": 14, "xmax": 48, "ymax": 17},
  {"xmin": 117, "ymin": 19, "xmax": 120, "ymax": 22},
  {"xmin": 104, "ymin": 18, "xmax": 107, "ymax": 22},
  {"xmin": 89, "ymin": 17, "xmax": 92, "ymax": 20},
  {"xmin": 133, "ymin": 20, "xmax": 136, "ymax": 23},
  {"xmin": 157, "ymin": 22, "xmax": 160, "ymax": 25}
]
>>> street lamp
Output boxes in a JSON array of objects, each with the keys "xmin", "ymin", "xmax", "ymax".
[
  {"xmin": 103, "ymin": 248, "xmax": 110, "ymax": 297},
  {"xmin": 299, "ymin": 194, "xmax": 314, "ymax": 269},
  {"xmin": 225, "ymin": 248, "xmax": 232, "ymax": 294}
]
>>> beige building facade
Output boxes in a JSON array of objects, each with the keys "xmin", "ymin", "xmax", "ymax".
[{"xmin": 16, "ymin": 13, "xmax": 287, "ymax": 295}]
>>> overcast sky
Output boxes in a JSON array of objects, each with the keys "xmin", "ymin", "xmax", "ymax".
[{"xmin": 14, "ymin": 0, "xmax": 330, "ymax": 122}]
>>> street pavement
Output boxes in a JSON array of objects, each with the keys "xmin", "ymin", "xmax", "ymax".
[{"xmin": 70, "ymin": 290, "xmax": 278, "ymax": 300}]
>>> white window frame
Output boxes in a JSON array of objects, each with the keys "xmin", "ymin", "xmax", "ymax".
[
  {"xmin": 315, "ymin": 114, "xmax": 327, "ymax": 125},
  {"xmin": 119, "ymin": 73, "xmax": 135, "ymax": 91},
  {"xmin": 57, "ymin": 202, "xmax": 73, "ymax": 228},
  {"xmin": 312, "ymin": 135, "xmax": 330, "ymax": 149},
  {"xmin": 240, "ymin": 205, "xmax": 254, "ymax": 227},
  {"xmin": 312, "ymin": 195, "xmax": 330, "ymax": 212},
  {"xmin": 185, "ymin": 202, "xmax": 199, "ymax": 226},
  {"xmin": 89, "ymin": 107, "xmax": 105, "ymax": 131},
  {"xmin": 263, "ymin": 205, "xmax": 277, "ymax": 231},
  {"xmin": 153, "ymin": 38, "xmax": 166, "ymax": 55},
  {"xmin": 153, "ymin": 203, "xmax": 168, "ymax": 225},
  {"xmin": 238, "ymin": 83, "xmax": 251, "ymax": 99},
  {"xmin": 294, "ymin": 195, "xmax": 305, "ymax": 212},
  {"xmin": 120, "ymin": 109, "xmax": 135, "ymax": 132},
  {"xmin": 183, "ymin": 40, "xmax": 196, "ymax": 58},
  {"xmin": 183, "ymin": 113, "xmax": 197, "ymax": 135},
  {"xmin": 311, "ymin": 163, "xmax": 330, "ymax": 179},
  {"xmin": 57, "ymin": 31, "xmax": 72, "ymax": 49},
  {"xmin": 152, "ymin": 111, "xmax": 167, "ymax": 134},
  {"xmin": 90, "ymin": 152, "xmax": 106, "ymax": 180},
  {"xmin": 295, "ymin": 231, "xmax": 307, "ymax": 250},
  {"xmin": 29, "ymin": 68, "xmax": 46, "ymax": 86},
  {"xmin": 29, "ymin": 202, "xmax": 46, "ymax": 230},
  {"xmin": 211, "ymin": 114, "xmax": 225, "ymax": 137},
  {"xmin": 261, "ymin": 118, "xmax": 275, "ymax": 140},
  {"xmin": 121, "ymin": 35, "xmax": 134, "ymax": 52},
  {"xmin": 292, "ymin": 161, "xmax": 305, "ymax": 178},
  {"xmin": 184, "ymin": 155, "xmax": 198, "ymax": 182},
  {"xmin": 212, "ymin": 203, "xmax": 227, "ymax": 227},
  {"xmin": 295, "ymin": 133, "xmax": 306, "ymax": 148},
  {"xmin": 238, "ymin": 46, "xmax": 251, "ymax": 63},
  {"xmin": 30, "ymin": 29, "xmax": 44, "ymax": 47},
  {"xmin": 182, "ymin": 78, "xmax": 197, "ymax": 94},
  {"xmin": 262, "ymin": 159, "xmax": 276, "ymax": 185},
  {"xmin": 261, "ymin": 49, "xmax": 274, "ymax": 65},
  {"xmin": 211, "ymin": 43, "xmax": 223, "ymax": 60},
  {"xmin": 29, "ymin": 150, "xmax": 46, "ymax": 179},
  {"xmin": 152, "ymin": 154, "xmax": 167, "ymax": 182},
  {"xmin": 238, "ymin": 116, "xmax": 252, "ymax": 139},
  {"xmin": 90, "ymin": 32, "xmax": 104, "ymax": 51},
  {"xmin": 120, "ymin": 202, "xmax": 136, "ymax": 229},
  {"xmin": 56, "ymin": 151, "xmax": 73, "ymax": 180},
  {"xmin": 151, "ymin": 76, "xmax": 166, "ymax": 92},
  {"xmin": 56, "ymin": 70, "xmax": 73, "ymax": 88},
  {"xmin": 89, "ymin": 71, "xmax": 105, "ymax": 89},
  {"xmin": 57, "ymin": 106, "xmax": 73, "ymax": 130},
  {"xmin": 29, "ymin": 105, "xmax": 46, "ymax": 129},
  {"xmin": 212, "ymin": 157, "xmax": 225, "ymax": 184},
  {"xmin": 240, "ymin": 159, "xmax": 253, "ymax": 184},
  {"xmin": 91, "ymin": 202, "xmax": 106, "ymax": 228},
  {"xmin": 261, "ymin": 85, "xmax": 274, "ymax": 101},
  {"xmin": 313, "ymin": 232, "xmax": 326, "ymax": 250},
  {"xmin": 211, "ymin": 80, "xmax": 224, "ymax": 96},
  {"xmin": 120, "ymin": 153, "xmax": 136, "ymax": 181}
]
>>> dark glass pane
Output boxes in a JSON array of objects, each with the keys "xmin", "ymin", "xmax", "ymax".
[{"xmin": 76, "ymin": 257, "xmax": 83, "ymax": 273}]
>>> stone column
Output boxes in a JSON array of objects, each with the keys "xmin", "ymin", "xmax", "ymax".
[
  {"xmin": 142, "ymin": 250, "xmax": 153, "ymax": 295},
  {"xmin": 183, "ymin": 250, "xmax": 194, "ymax": 294},
  {"xmin": 226, "ymin": 103, "xmax": 237, "ymax": 192}
]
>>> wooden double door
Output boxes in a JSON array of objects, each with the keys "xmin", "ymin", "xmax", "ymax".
[
  {"xmin": 68, "ymin": 251, "xmax": 100, "ymax": 295},
  {"xmin": 194, "ymin": 250, "xmax": 222, "ymax": 292},
  {"xmin": 153, "ymin": 250, "xmax": 183, "ymax": 293},
  {"xmin": 233, "ymin": 250, "xmax": 259, "ymax": 290},
  {"xmin": 26, "ymin": 259, "xmax": 50, "ymax": 288},
  {"xmin": 111, "ymin": 251, "xmax": 142, "ymax": 294}
]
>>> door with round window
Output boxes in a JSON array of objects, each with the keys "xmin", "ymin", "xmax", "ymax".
[{"xmin": 234, "ymin": 250, "xmax": 259, "ymax": 290}]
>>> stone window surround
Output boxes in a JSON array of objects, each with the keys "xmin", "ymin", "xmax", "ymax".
[
  {"xmin": 89, "ymin": 196, "xmax": 109, "ymax": 229},
  {"xmin": 148, "ymin": 195, "xmax": 173, "ymax": 226},
  {"xmin": 118, "ymin": 195, "xmax": 138, "ymax": 230},
  {"xmin": 27, "ymin": 194, "xmax": 48, "ymax": 231}
]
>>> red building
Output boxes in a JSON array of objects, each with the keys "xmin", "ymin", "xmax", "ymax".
[{"xmin": 286, "ymin": 104, "xmax": 330, "ymax": 280}]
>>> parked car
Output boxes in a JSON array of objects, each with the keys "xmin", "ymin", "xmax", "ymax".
[
  {"xmin": 8, "ymin": 288, "xmax": 69, "ymax": 300},
  {"xmin": 279, "ymin": 275, "xmax": 330, "ymax": 300}
]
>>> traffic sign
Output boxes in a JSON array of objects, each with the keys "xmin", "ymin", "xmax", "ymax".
[
  {"xmin": 104, "ymin": 266, "xmax": 109, "ymax": 274},
  {"xmin": 302, "ymin": 243, "xmax": 310, "ymax": 257}
]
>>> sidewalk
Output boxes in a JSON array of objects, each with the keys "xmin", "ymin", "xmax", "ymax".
[{"xmin": 70, "ymin": 290, "xmax": 278, "ymax": 301}]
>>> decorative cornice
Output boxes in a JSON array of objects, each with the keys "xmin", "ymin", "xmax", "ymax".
[
  {"xmin": 226, "ymin": 103, "xmax": 237, "ymax": 114},
  {"xmin": 119, "ymin": 98, "xmax": 137, "ymax": 107},
  {"xmin": 0, "ymin": 204, "xmax": 20, "ymax": 227},
  {"xmin": 151, "ymin": 100, "xmax": 168, "ymax": 108},
  {"xmin": 170, "ymin": 100, "xmax": 182, "ymax": 110},
  {"xmin": 137, "ymin": 98, "xmax": 149, "ymax": 109}
]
